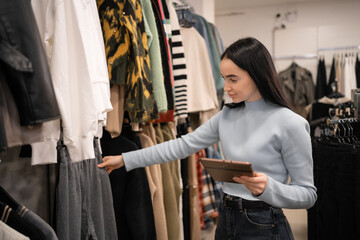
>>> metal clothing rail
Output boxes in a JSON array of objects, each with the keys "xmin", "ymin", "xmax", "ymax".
[
  {"xmin": 274, "ymin": 45, "xmax": 360, "ymax": 61},
  {"xmin": 274, "ymin": 53, "xmax": 318, "ymax": 60},
  {"xmin": 318, "ymin": 45, "xmax": 360, "ymax": 52},
  {"xmin": 173, "ymin": 0, "xmax": 191, "ymax": 10},
  {"xmin": 174, "ymin": 5, "xmax": 191, "ymax": 10},
  {"xmin": 329, "ymin": 117, "xmax": 359, "ymax": 125}
]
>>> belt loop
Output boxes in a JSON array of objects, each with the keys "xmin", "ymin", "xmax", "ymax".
[
  {"xmin": 224, "ymin": 193, "xmax": 232, "ymax": 200},
  {"xmin": 239, "ymin": 197, "xmax": 243, "ymax": 210}
]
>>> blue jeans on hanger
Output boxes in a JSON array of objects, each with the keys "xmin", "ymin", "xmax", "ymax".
[{"xmin": 215, "ymin": 195, "xmax": 294, "ymax": 240}]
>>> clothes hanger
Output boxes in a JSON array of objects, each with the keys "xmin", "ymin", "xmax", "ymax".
[
  {"xmin": 289, "ymin": 60, "xmax": 297, "ymax": 80},
  {"xmin": 340, "ymin": 120, "xmax": 352, "ymax": 143},
  {"xmin": 346, "ymin": 121, "xmax": 359, "ymax": 144},
  {"xmin": 174, "ymin": 2, "xmax": 193, "ymax": 28},
  {"xmin": 327, "ymin": 79, "xmax": 344, "ymax": 99},
  {"xmin": 290, "ymin": 59, "xmax": 297, "ymax": 69},
  {"xmin": 335, "ymin": 123, "xmax": 344, "ymax": 143},
  {"xmin": 179, "ymin": 16, "xmax": 192, "ymax": 28}
]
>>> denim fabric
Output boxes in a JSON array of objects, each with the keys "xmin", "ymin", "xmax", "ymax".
[
  {"xmin": 215, "ymin": 201, "xmax": 294, "ymax": 240},
  {"xmin": 55, "ymin": 138, "xmax": 118, "ymax": 240},
  {"xmin": 176, "ymin": 10, "xmax": 223, "ymax": 94}
]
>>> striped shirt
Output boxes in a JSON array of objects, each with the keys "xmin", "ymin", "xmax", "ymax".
[{"xmin": 166, "ymin": 0, "xmax": 188, "ymax": 119}]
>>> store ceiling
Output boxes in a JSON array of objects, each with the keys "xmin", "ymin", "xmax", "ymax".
[{"xmin": 214, "ymin": 0, "xmax": 343, "ymax": 12}]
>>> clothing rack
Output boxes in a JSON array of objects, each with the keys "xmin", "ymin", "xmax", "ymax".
[
  {"xmin": 274, "ymin": 45, "xmax": 360, "ymax": 61},
  {"xmin": 317, "ymin": 45, "xmax": 360, "ymax": 52},
  {"xmin": 313, "ymin": 117, "xmax": 360, "ymax": 141},
  {"xmin": 274, "ymin": 53, "xmax": 317, "ymax": 61},
  {"xmin": 328, "ymin": 117, "xmax": 359, "ymax": 125},
  {"xmin": 172, "ymin": 0, "xmax": 191, "ymax": 10},
  {"xmin": 315, "ymin": 99, "xmax": 360, "ymax": 140},
  {"xmin": 174, "ymin": 5, "xmax": 191, "ymax": 10}
]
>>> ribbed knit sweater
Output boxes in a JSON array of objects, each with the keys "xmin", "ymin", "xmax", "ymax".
[
  {"xmin": 123, "ymin": 98, "xmax": 317, "ymax": 209},
  {"xmin": 142, "ymin": 0, "xmax": 168, "ymax": 113}
]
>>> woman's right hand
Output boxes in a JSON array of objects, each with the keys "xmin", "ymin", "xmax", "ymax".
[{"xmin": 97, "ymin": 155, "xmax": 124, "ymax": 174}]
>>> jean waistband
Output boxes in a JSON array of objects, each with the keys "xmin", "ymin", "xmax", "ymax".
[{"xmin": 222, "ymin": 193, "xmax": 273, "ymax": 210}]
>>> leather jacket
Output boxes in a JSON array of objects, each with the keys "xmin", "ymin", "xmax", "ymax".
[
  {"xmin": 0, "ymin": 0, "xmax": 60, "ymax": 126},
  {"xmin": 278, "ymin": 63, "xmax": 315, "ymax": 117}
]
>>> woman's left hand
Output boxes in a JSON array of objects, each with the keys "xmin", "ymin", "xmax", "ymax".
[{"xmin": 232, "ymin": 172, "xmax": 268, "ymax": 196}]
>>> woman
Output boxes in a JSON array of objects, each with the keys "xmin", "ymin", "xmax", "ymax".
[{"xmin": 98, "ymin": 37, "xmax": 317, "ymax": 239}]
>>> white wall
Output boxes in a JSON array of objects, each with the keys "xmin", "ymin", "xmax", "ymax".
[
  {"xmin": 215, "ymin": 0, "xmax": 360, "ymax": 77},
  {"xmin": 187, "ymin": 0, "xmax": 215, "ymax": 23}
]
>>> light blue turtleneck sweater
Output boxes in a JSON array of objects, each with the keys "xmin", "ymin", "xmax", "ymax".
[{"xmin": 123, "ymin": 98, "xmax": 317, "ymax": 209}]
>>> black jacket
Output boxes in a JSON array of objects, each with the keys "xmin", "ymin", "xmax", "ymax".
[{"xmin": 0, "ymin": 0, "xmax": 60, "ymax": 126}]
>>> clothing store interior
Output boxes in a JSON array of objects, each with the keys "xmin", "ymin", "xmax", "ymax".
[{"xmin": 1, "ymin": 0, "xmax": 360, "ymax": 239}]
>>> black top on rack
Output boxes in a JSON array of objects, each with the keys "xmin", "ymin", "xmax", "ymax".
[{"xmin": 327, "ymin": 78, "xmax": 344, "ymax": 99}]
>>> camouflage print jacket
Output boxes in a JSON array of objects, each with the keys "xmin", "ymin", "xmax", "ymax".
[{"xmin": 97, "ymin": 0, "xmax": 158, "ymax": 122}]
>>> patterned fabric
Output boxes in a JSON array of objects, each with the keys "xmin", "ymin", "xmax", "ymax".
[
  {"xmin": 206, "ymin": 143, "xmax": 224, "ymax": 209},
  {"xmin": 196, "ymin": 151, "xmax": 205, "ymax": 229},
  {"xmin": 97, "ymin": 0, "xmax": 158, "ymax": 122},
  {"xmin": 196, "ymin": 150, "xmax": 218, "ymax": 230},
  {"xmin": 166, "ymin": 0, "xmax": 188, "ymax": 119}
]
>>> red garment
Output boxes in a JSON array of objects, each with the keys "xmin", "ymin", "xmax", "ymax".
[
  {"xmin": 150, "ymin": 0, "xmax": 174, "ymax": 123},
  {"xmin": 196, "ymin": 150, "xmax": 205, "ymax": 229}
]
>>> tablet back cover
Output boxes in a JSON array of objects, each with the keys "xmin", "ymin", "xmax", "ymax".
[{"xmin": 199, "ymin": 158, "xmax": 254, "ymax": 183}]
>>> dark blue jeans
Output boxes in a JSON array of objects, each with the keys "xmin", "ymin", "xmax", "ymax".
[{"xmin": 215, "ymin": 201, "xmax": 294, "ymax": 240}]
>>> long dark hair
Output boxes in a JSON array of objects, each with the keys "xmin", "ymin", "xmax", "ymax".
[{"xmin": 222, "ymin": 37, "xmax": 293, "ymax": 110}]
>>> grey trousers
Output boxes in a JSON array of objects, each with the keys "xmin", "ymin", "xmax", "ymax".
[{"xmin": 56, "ymin": 137, "xmax": 117, "ymax": 240}]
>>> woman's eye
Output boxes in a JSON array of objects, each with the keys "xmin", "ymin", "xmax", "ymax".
[{"xmin": 230, "ymin": 79, "xmax": 237, "ymax": 83}]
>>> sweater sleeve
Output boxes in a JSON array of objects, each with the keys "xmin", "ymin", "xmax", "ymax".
[
  {"xmin": 257, "ymin": 114, "xmax": 317, "ymax": 209},
  {"xmin": 142, "ymin": 0, "xmax": 167, "ymax": 113},
  {"xmin": 123, "ymin": 111, "xmax": 222, "ymax": 171}
]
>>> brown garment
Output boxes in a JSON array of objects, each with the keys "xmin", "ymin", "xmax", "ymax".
[
  {"xmin": 137, "ymin": 132, "xmax": 168, "ymax": 240},
  {"xmin": 105, "ymin": 85, "xmax": 125, "ymax": 138},
  {"xmin": 278, "ymin": 63, "xmax": 315, "ymax": 118},
  {"xmin": 160, "ymin": 123, "xmax": 182, "ymax": 209},
  {"xmin": 142, "ymin": 123, "xmax": 158, "ymax": 146},
  {"xmin": 336, "ymin": 56, "xmax": 343, "ymax": 93},
  {"xmin": 187, "ymin": 127, "xmax": 201, "ymax": 240},
  {"xmin": 154, "ymin": 123, "xmax": 182, "ymax": 240}
]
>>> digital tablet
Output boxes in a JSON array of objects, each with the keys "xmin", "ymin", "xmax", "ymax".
[{"xmin": 199, "ymin": 158, "xmax": 254, "ymax": 183}]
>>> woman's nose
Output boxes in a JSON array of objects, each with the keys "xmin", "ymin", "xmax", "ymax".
[{"xmin": 224, "ymin": 81, "xmax": 230, "ymax": 92}]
